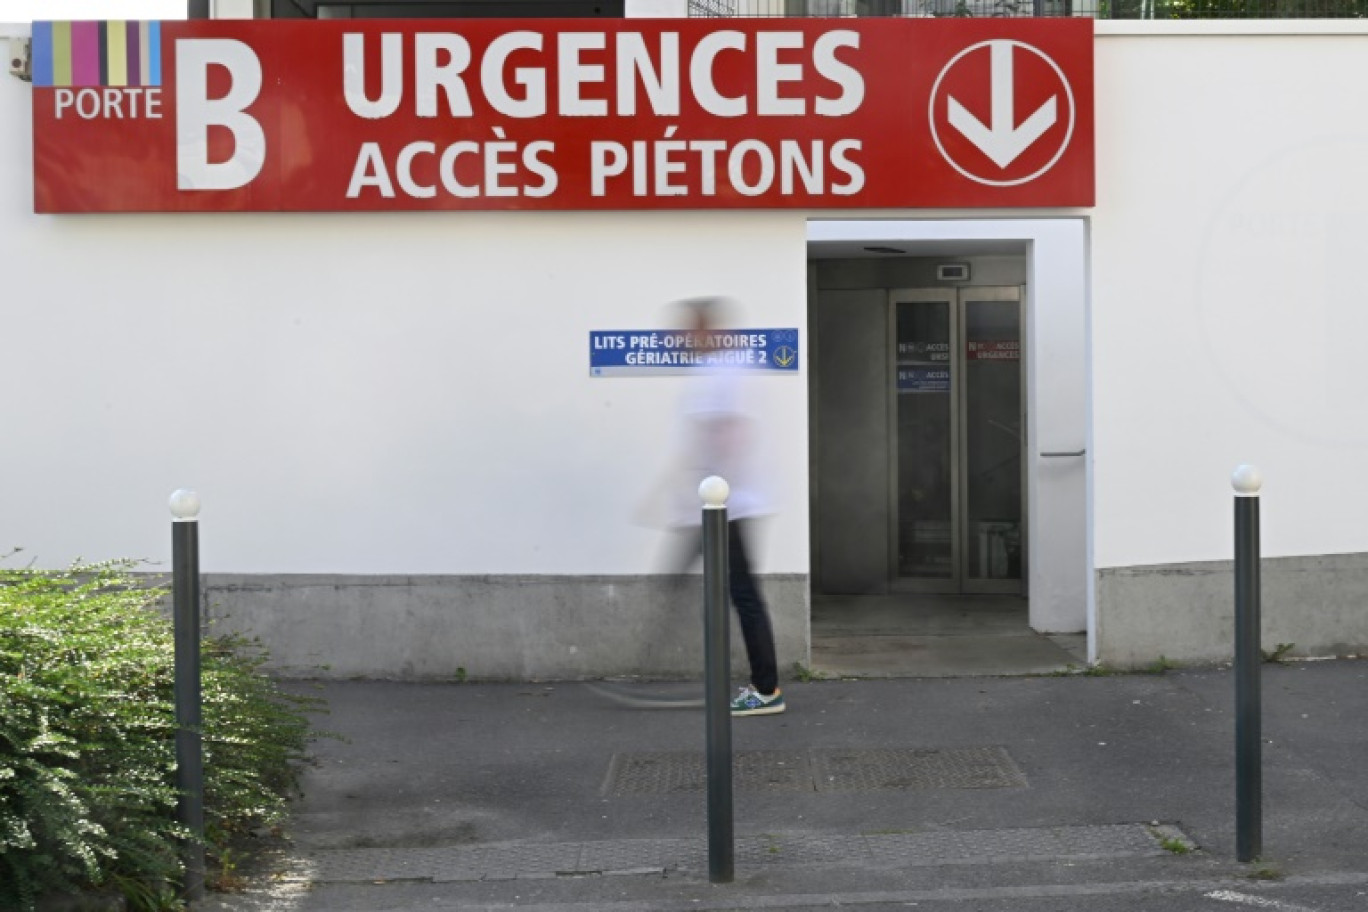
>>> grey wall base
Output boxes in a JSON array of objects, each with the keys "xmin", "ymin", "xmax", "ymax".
[
  {"xmin": 203, "ymin": 573, "xmax": 810, "ymax": 682},
  {"xmin": 1096, "ymin": 552, "xmax": 1368, "ymax": 668}
]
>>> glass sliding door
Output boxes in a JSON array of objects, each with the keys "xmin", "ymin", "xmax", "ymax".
[
  {"xmin": 892, "ymin": 293, "xmax": 956, "ymax": 589},
  {"xmin": 960, "ymin": 289, "xmax": 1024, "ymax": 594},
  {"xmin": 890, "ymin": 286, "xmax": 1024, "ymax": 595}
]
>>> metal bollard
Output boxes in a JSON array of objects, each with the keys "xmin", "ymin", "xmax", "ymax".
[
  {"xmin": 170, "ymin": 489, "xmax": 205, "ymax": 901},
  {"xmin": 699, "ymin": 476, "xmax": 734, "ymax": 884},
  {"xmin": 1231, "ymin": 465, "xmax": 1263, "ymax": 863}
]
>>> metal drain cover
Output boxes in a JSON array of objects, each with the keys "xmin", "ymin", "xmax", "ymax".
[
  {"xmin": 604, "ymin": 747, "xmax": 1025, "ymax": 795},
  {"xmin": 813, "ymin": 746, "xmax": 1027, "ymax": 791},
  {"xmin": 605, "ymin": 750, "xmax": 812, "ymax": 795}
]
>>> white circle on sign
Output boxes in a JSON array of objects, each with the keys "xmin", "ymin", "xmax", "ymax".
[{"xmin": 929, "ymin": 39, "xmax": 1076, "ymax": 188}]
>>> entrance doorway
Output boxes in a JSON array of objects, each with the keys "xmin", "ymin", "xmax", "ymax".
[
  {"xmin": 806, "ymin": 219, "xmax": 1091, "ymax": 675},
  {"xmin": 892, "ymin": 286, "xmax": 1024, "ymax": 596},
  {"xmin": 809, "ymin": 264, "xmax": 1028, "ymax": 600}
]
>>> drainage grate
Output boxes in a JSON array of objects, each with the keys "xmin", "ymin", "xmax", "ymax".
[
  {"xmin": 603, "ymin": 747, "xmax": 1026, "ymax": 795},
  {"xmin": 813, "ymin": 746, "xmax": 1027, "ymax": 791},
  {"xmin": 604, "ymin": 750, "xmax": 812, "ymax": 795}
]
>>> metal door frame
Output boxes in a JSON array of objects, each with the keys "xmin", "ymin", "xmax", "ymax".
[{"xmin": 888, "ymin": 286, "xmax": 1025, "ymax": 596}]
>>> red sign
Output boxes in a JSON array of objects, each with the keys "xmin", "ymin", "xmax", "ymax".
[
  {"xmin": 30, "ymin": 18, "xmax": 1093, "ymax": 213},
  {"xmin": 967, "ymin": 340, "xmax": 1021, "ymax": 360}
]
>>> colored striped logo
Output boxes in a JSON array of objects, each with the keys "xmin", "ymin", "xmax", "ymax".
[{"xmin": 31, "ymin": 21, "xmax": 162, "ymax": 88}]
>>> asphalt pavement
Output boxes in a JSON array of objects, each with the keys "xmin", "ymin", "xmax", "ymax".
[{"xmin": 201, "ymin": 659, "xmax": 1368, "ymax": 912}]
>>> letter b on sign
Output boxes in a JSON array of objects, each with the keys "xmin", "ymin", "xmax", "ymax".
[{"xmin": 177, "ymin": 40, "xmax": 266, "ymax": 191}]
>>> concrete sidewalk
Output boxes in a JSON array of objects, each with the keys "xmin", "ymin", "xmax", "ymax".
[{"xmin": 203, "ymin": 660, "xmax": 1368, "ymax": 911}]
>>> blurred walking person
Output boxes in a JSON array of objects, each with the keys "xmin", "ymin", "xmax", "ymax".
[{"xmin": 669, "ymin": 297, "xmax": 784, "ymax": 717}]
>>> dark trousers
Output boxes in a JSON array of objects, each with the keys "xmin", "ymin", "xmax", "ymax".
[{"xmin": 676, "ymin": 520, "xmax": 778, "ymax": 695}]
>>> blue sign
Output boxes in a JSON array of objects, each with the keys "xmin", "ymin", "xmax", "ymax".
[
  {"xmin": 590, "ymin": 328, "xmax": 800, "ymax": 376},
  {"xmin": 897, "ymin": 368, "xmax": 951, "ymax": 393}
]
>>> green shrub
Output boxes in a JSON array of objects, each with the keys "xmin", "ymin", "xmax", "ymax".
[{"xmin": 0, "ymin": 555, "xmax": 320, "ymax": 911}]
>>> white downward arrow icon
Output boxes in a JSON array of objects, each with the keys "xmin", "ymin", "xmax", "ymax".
[{"xmin": 948, "ymin": 41, "xmax": 1058, "ymax": 170}]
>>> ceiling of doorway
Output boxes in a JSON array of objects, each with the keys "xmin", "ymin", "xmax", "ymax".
[{"xmin": 807, "ymin": 238, "xmax": 1028, "ymax": 260}]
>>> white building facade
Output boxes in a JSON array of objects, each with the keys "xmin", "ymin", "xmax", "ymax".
[{"xmin": 3, "ymin": 17, "xmax": 1366, "ymax": 678}]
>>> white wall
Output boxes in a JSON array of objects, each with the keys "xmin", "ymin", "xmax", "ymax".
[
  {"xmin": 212, "ymin": 0, "xmax": 255, "ymax": 18},
  {"xmin": 1090, "ymin": 23, "xmax": 1368, "ymax": 570},
  {"xmin": 9, "ymin": 23, "xmax": 1368, "ymax": 594},
  {"xmin": 624, "ymin": 0, "xmax": 691, "ymax": 15},
  {"xmin": 0, "ymin": 75, "xmax": 810, "ymax": 577}
]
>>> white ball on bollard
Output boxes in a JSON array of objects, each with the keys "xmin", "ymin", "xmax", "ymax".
[
  {"xmin": 699, "ymin": 476, "xmax": 730, "ymax": 509},
  {"xmin": 169, "ymin": 489, "xmax": 202, "ymax": 521},
  {"xmin": 1231, "ymin": 465, "xmax": 1263, "ymax": 497}
]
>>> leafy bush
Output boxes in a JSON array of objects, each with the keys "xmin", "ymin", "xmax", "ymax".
[{"xmin": 0, "ymin": 555, "xmax": 320, "ymax": 911}]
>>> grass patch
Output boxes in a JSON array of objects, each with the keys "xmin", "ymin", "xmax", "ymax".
[
  {"xmin": 790, "ymin": 662, "xmax": 827, "ymax": 683},
  {"xmin": 1262, "ymin": 643, "xmax": 1295, "ymax": 664},
  {"xmin": 1143, "ymin": 656, "xmax": 1178, "ymax": 675}
]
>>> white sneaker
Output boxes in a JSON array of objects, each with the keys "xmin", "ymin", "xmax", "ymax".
[{"xmin": 729, "ymin": 685, "xmax": 786, "ymax": 717}]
